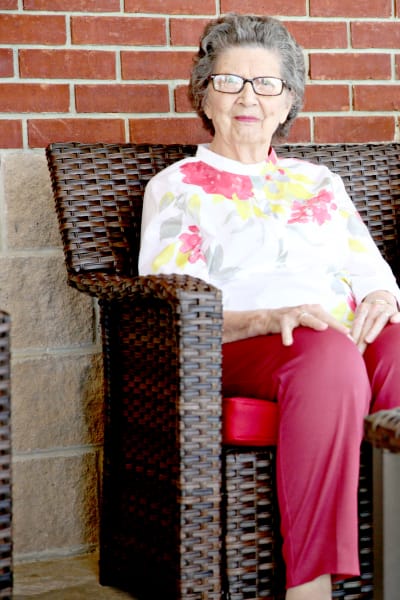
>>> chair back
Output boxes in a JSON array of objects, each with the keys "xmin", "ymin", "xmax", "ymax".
[{"xmin": 47, "ymin": 142, "xmax": 400, "ymax": 281}]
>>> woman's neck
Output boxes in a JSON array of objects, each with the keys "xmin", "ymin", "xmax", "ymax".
[{"xmin": 208, "ymin": 139, "xmax": 271, "ymax": 164}]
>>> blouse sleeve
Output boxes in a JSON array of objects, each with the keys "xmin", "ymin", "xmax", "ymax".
[
  {"xmin": 138, "ymin": 172, "xmax": 211, "ymax": 282},
  {"xmin": 333, "ymin": 173, "xmax": 400, "ymax": 305}
]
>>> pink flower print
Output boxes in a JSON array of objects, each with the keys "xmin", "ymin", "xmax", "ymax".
[
  {"xmin": 288, "ymin": 189, "xmax": 337, "ymax": 225},
  {"xmin": 180, "ymin": 161, "xmax": 253, "ymax": 200},
  {"xmin": 179, "ymin": 225, "xmax": 206, "ymax": 264},
  {"xmin": 347, "ymin": 294, "xmax": 357, "ymax": 313}
]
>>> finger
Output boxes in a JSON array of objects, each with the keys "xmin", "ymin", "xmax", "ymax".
[
  {"xmin": 303, "ymin": 312, "xmax": 345, "ymax": 334},
  {"xmin": 364, "ymin": 311, "xmax": 389, "ymax": 343},
  {"xmin": 281, "ymin": 321, "xmax": 294, "ymax": 346},
  {"xmin": 322, "ymin": 317, "xmax": 348, "ymax": 335},
  {"xmin": 351, "ymin": 303, "xmax": 369, "ymax": 344},
  {"xmin": 356, "ymin": 340, "xmax": 367, "ymax": 354}
]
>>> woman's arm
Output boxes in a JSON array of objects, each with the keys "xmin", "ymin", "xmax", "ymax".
[{"xmin": 223, "ymin": 309, "xmax": 270, "ymax": 343}]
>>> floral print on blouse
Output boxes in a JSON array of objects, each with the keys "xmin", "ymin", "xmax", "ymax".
[{"xmin": 139, "ymin": 144, "xmax": 400, "ymax": 327}]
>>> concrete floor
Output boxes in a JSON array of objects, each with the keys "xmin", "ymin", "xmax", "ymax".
[{"xmin": 13, "ymin": 553, "xmax": 136, "ymax": 599}]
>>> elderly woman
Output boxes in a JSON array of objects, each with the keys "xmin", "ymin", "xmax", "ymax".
[{"xmin": 139, "ymin": 13, "xmax": 400, "ymax": 600}]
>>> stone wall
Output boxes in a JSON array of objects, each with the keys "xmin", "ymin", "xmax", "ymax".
[{"xmin": 0, "ymin": 150, "xmax": 103, "ymax": 561}]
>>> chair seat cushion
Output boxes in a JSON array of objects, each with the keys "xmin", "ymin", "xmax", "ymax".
[{"xmin": 222, "ymin": 396, "xmax": 279, "ymax": 446}]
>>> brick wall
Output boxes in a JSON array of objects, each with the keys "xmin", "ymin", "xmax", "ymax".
[
  {"xmin": 0, "ymin": 1, "xmax": 399, "ymax": 563},
  {"xmin": 0, "ymin": 0, "xmax": 399, "ymax": 148}
]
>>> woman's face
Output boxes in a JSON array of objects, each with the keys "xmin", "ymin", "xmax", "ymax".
[{"xmin": 204, "ymin": 45, "xmax": 293, "ymax": 163}]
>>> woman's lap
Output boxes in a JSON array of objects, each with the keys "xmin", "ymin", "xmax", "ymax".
[{"xmin": 222, "ymin": 324, "xmax": 400, "ymax": 586}]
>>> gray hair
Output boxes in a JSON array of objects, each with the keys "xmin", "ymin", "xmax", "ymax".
[{"xmin": 189, "ymin": 13, "xmax": 306, "ymax": 141}]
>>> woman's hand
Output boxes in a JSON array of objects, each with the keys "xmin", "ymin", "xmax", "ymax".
[
  {"xmin": 267, "ymin": 304, "xmax": 349, "ymax": 346},
  {"xmin": 223, "ymin": 304, "xmax": 349, "ymax": 345},
  {"xmin": 350, "ymin": 292, "xmax": 400, "ymax": 353}
]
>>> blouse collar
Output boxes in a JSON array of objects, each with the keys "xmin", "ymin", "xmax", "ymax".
[{"xmin": 196, "ymin": 144, "xmax": 278, "ymax": 175}]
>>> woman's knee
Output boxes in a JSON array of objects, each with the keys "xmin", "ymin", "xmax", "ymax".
[
  {"xmin": 283, "ymin": 327, "xmax": 370, "ymax": 408},
  {"xmin": 291, "ymin": 327, "xmax": 365, "ymax": 382},
  {"xmin": 364, "ymin": 323, "xmax": 400, "ymax": 411}
]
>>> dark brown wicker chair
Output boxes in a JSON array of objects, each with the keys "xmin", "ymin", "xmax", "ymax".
[
  {"xmin": 0, "ymin": 311, "xmax": 12, "ymax": 600},
  {"xmin": 46, "ymin": 142, "xmax": 400, "ymax": 600}
]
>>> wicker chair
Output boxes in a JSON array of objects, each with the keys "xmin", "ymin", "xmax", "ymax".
[{"xmin": 46, "ymin": 142, "xmax": 400, "ymax": 600}]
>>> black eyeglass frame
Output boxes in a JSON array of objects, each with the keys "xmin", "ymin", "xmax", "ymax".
[{"xmin": 209, "ymin": 74, "xmax": 289, "ymax": 96}]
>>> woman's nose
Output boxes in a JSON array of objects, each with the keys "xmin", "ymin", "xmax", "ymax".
[{"xmin": 238, "ymin": 80, "xmax": 258, "ymax": 102}]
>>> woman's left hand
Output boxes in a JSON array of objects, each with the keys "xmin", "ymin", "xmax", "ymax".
[{"xmin": 350, "ymin": 292, "xmax": 400, "ymax": 353}]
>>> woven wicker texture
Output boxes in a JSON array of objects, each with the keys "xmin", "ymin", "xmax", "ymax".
[
  {"xmin": 47, "ymin": 142, "xmax": 400, "ymax": 600},
  {"xmin": 0, "ymin": 312, "xmax": 12, "ymax": 600}
]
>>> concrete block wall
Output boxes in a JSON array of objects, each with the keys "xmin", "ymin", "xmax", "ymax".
[
  {"xmin": 0, "ymin": 149, "xmax": 104, "ymax": 561},
  {"xmin": 0, "ymin": 0, "xmax": 398, "ymax": 562}
]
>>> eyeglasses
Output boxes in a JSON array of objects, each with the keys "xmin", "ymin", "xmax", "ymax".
[{"xmin": 209, "ymin": 74, "xmax": 288, "ymax": 96}]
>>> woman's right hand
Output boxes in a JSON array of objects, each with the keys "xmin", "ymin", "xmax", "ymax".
[
  {"xmin": 268, "ymin": 304, "xmax": 349, "ymax": 346},
  {"xmin": 223, "ymin": 304, "xmax": 349, "ymax": 345}
]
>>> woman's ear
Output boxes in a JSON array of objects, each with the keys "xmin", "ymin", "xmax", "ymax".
[
  {"xmin": 203, "ymin": 94, "xmax": 212, "ymax": 120},
  {"xmin": 279, "ymin": 91, "xmax": 294, "ymax": 124}
]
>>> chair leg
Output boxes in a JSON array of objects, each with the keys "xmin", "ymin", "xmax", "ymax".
[{"xmin": 372, "ymin": 447, "xmax": 400, "ymax": 600}]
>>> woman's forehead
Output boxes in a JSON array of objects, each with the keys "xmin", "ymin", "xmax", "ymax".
[{"xmin": 214, "ymin": 46, "xmax": 282, "ymax": 73}]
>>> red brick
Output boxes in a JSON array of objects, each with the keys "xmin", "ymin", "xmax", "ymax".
[
  {"xmin": 170, "ymin": 18, "xmax": 214, "ymax": 47},
  {"xmin": 314, "ymin": 116, "xmax": 395, "ymax": 143},
  {"xmin": 28, "ymin": 118, "xmax": 125, "ymax": 148},
  {"xmin": 71, "ymin": 16, "xmax": 165, "ymax": 46},
  {"xmin": 19, "ymin": 50, "xmax": 115, "ymax": 80},
  {"xmin": 303, "ymin": 84, "xmax": 350, "ymax": 112},
  {"xmin": 310, "ymin": 0, "xmax": 391, "ymax": 17},
  {"xmin": 310, "ymin": 53, "xmax": 391, "ymax": 81},
  {"xmin": 23, "ymin": 0, "xmax": 119, "ymax": 9},
  {"xmin": 396, "ymin": 55, "xmax": 400, "ymax": 79},
  {"xmin": 0, "ymin": 0, "xmax": 17, "ymax": 8},
  {"xmin": 286, "ymin": 21, "xmax": 347, "ymax": 50},
  {"xmin": 0, "ymin": 84, "xmax": 69, "ymax": 112},
  {"xmin": 285, "ymin": 117, "xmax": 311, "ymax": 144},
  {"xmin": 174, "ymin": 85, "xmax": 192, "ymax": 113},
  {"xmin": 0, "ymin": 15, "xmax": 65, "ymax": 44},
  {"xmin": 221, "ymin": 0, "xmax": 306, "ymax": 15},
  {"xmin": 351, "ymin": 22, "xmax": 400, "ymax": 49},
  {"xmin": 353, "ymin": 85, "xmax": 400, "ymax": 111},
  {"xmin": 0, "ymin": 120, "xmax": 22, "ymax": 148},
  {"xmin": 129, "ymin": 117, "xmax": 211, "ymax": 144},
  {"xmin": 121, "ymin": 51, "xmax": 193, "ymax": 80},
  {"xmin": 0, "ymin": 49, "xmax": 13, "ymax": 77},
  {"xmin": 76, "ymin": 84, "xmax": 170, "ymax": 113},
  {"xmin": 125, "ymin": 0, "xmax": 215, "ymax": 14}
]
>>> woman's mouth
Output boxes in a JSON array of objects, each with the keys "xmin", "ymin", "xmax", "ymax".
[{"xmin": 235, "ymin": 115, "xmax": 259, "ymax": 123}]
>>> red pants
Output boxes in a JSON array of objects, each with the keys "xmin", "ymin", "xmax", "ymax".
[{"xmin": 222, "ymin": 324, "xmax": 400, "ymax": 588}]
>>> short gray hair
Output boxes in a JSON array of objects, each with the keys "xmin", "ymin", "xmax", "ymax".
[{"xmin": 189, "ymin": 13, "xmax": 306, "ymax": 141}]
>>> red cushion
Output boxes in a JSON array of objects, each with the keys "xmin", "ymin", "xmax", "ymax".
[{"xmin": 222, "ymin": 396, "xmax": 279, "ymax": 446}]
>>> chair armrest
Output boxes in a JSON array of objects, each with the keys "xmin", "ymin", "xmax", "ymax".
[
  {"xmin": 68, "ymin": 271, "xmax": 221, "ymax": 304},
  {"xmin": 364, "ymin": 408, "xmax": 400, "ymax": 453}
]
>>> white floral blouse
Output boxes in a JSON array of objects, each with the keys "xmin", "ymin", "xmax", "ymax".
[{"xmin": 139, "ymin": 144, "xmax": 400, "ymax": 327}]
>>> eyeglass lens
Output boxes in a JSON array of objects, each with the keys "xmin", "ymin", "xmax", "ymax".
[{"xmin": 211, "ymin": 74, "xmax": 284, "ymax": 96}]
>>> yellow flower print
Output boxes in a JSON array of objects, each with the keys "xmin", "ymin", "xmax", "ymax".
[
  {"xmin": 266, "ymin": 180, "xmax": 314, "ymax": 201},
  {"xmin": 348, "ymin": 238, "xmax": 367, "ymax": 252},
  {"xmin": 232, "ymin": 195, "xmax": 252, "ymax": 220},
  {"xmin": 160, "ymin": 191, "xmax": 175, "ymax": 210},
  {"xmin": 331, "ymin": 301, "xmax": 354, "ymax": 328},
  {"xmin": 152, "ymin": 243, "xmax": 176, "ymax": 271},
  {"xmin": 188, "ymin": 193, "xmax": 201, "ymax": 215}
]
